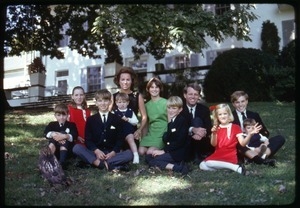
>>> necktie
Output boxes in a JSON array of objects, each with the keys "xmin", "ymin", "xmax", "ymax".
[
  {"xmin": 102, "ymin": 114, "xmax": 106, "ymax": 124},
  {"xmin": 241, "ymin": 112, "xmax": 247, "ymax": 121},
  {"xmin": 190, "ymin": 108, "xmax": 194, "ymax": 118},
  {"xmin": 60, "ymin": 123, "xmax": 63, "ymax": 127}
]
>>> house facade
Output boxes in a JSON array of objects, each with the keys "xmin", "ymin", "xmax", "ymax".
[{"xmin": 3, "ymin": 4, "xmax": 295, "ymax": 107}]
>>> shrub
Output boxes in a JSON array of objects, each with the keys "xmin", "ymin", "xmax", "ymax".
[
  {"xmin": 279, "ymin": 39, "xmax": 295, "ymax": 68},
  {"xmin": 203, "ymin": 48, "xmax": 278, "ymax": 102},
  {"xmin": 261, "ymin": 20, "xmax": 280, "ymax": 59},
  {"xmin": 267, "ymin": 66, "xmax": 295, "ymax": 102}
]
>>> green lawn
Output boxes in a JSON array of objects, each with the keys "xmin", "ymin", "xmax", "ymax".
[{"xmin": 4, "ymin": 102, "xmax": 296, "ymax": 206}]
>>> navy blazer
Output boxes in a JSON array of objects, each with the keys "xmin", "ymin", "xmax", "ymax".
[
  {"xmin": 232, "ymin": 110, "xmax": 269, "ymax": 137},
  {"xmin": 162, "ymin": 113, "xmax": 189, "ymax": 162},
  {"xmin": 44, "ymin": 121, "xmax": 78, "ymax": 141},
  {"xmin": 181, "ymin": 101, "xmax": 212, "ymax": 136},
  {"xmin": 85, "ymin": 111, "xmax": 126, "ymax": 153}
]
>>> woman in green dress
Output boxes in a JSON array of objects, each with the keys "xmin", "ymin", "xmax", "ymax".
[{"xmin": 139, "ymin": 77, "xmax": 168, "ymax": 156}]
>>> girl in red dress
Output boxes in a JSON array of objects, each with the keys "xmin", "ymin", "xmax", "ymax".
[
  {"xmin": 68, "ymin": 86, "xmax": 91, "ymax": 147},
  {"xmin": 199, "ymin": 103, "xmax": 261, "ymax": 175}
]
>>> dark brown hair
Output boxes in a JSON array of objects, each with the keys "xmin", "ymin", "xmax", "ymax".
[
  {"xmin": 54, "ymin": 103, "xmax": 69, "ymax": 115},
  {"xmin": 146, "ymin": 77, "xmax": 164, "ymax": 92},
  {"xmin": 113, "ymin": 67, "xmax": 138, "ymax": 90}
]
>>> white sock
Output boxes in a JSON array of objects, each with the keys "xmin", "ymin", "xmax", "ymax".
[
  {"xmin": 261, "ymin": 154, "xmax": 267, "ymax": 159},
  {"xmin": 133, "ymin": 152, "xmax": 139, "ymax": 164}
]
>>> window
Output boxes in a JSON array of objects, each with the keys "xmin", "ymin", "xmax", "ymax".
[
  {"xmin": 57, "ymin": 70, "xmax": 69, "ymax": 77},
  {"xmin": 175, "ymin": 55, "xmax": 190, "ymax": 69},
  {"xmin": 215, "ymin": 4, "xmax": 231, "ymax": 15},
  {"xmin": 56, "ymin": 70, "xmax": 69, "ymax": 95},
  {"xmin": 125, "ymin": 56, "xmax": 148, "ymax": 72},
  {"xmin": 87, "ymin": 66, "xmax": 103, "ymax": 92},
  {"xmin": 165, "ymin": 55, "xmax": 190, "ymax": 70}
]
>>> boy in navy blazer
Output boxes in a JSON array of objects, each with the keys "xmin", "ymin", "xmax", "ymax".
[
  {"xmin": 231, "ymin": 90, "xmax": 285, "ymax": 164},
  {"xmin": 44, "ymin": 103, "xmax": 78, "ymax": 169},
  {"xmin": 145, "ymin": 96, "xmax": 189, "ymax": 175},
  {"xmin": 73, "ymin": 89, "xmax": 133, "ymax": 171}
]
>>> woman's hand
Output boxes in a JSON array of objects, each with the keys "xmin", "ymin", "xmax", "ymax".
[{"xmin": 134, "ymin": 129, "xmax": 142, "ymax": 140}]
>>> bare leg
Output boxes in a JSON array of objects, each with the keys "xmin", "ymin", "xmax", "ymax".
[
  {"xmin": 146, "ymin": 147, "xmax": 159, "ymax": 155},
  {"xmin": 138, "ymin": 146, "xmax": 148, "ymax": 156},
  {"xmin": 48, "ymin": 143, "xmax": 56, "ymax": 154},
  {"xmin": 126, "ymin": 134, "xmax": 139, "ymax": 164}
]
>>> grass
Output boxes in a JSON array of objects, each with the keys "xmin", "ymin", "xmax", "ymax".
[{"xmin": 4, "ymin": 102, "xmax": 296, "ymax": 206}]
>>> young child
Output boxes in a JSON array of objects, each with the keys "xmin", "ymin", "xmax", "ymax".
[
  {"xmin": 199, "ymin": 103, "xmax": 262, "ymax": 175},
  {"xmin": 145, "ymin": 96, "xmax": 189, "ymax": 175},
  {"xmin": 44, "ymin": 103, "xmax": 78, "ymax": 169},
  {"xmin": 113, "ymin": 92, "xmax": 140, "ymax": 164},
  {"xmin": 243, "ymin": 118, "xmax": 276, "ymax": 166},
  {"xmin": 72, "ymin": 89, "xmax": 133, "ymax": 172}
]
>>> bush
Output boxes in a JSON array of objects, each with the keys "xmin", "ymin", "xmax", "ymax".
[
  {"xmin": 203, "ymin": 48, "xmax": 278, "ymax": 102},
  {"xmin": 268, "ymin": 39, "xmax": 296, "ymax": 102},
  {"xmin": 267, "ymin": 66, "xmax": 295, "ymax": 102},
  {"xmin": 279, "ymin": 39, "xmax": 295, "ymax": 68}
]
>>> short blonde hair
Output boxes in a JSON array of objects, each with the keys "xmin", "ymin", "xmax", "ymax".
[
  {"xmin": 212, "ymin": 103, "xmax": 234, "ymax": 125},
  {"xmin": 167, "ymin": 96, "xmax": 183, "ymax": 108}
]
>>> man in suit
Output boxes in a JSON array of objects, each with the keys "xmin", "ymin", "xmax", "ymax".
[
  {"xmin": 73, "ymin": 89, "xmax": 133, "ymax": 171},
  {"xmin": 181, "ymin": 83, "xmax": 214, "ymax": 163},
  {"xmin": 231, "ymin": 90, "xmax": 285, "ymax": 164}
]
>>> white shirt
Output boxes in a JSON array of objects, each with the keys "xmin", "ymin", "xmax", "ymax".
[{"xmin": 119, "ymin": 108, "xmax": 139, "ymax": 126}]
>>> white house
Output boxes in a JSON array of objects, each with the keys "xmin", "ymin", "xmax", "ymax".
[{"xmin": 3, "ymin": 4, "xmax": 295, "ymax": 107}]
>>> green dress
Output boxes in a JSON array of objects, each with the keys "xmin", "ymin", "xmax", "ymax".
[{"xmin": 140, "ymin": 97, "xmax": 168, "ymax": 149}]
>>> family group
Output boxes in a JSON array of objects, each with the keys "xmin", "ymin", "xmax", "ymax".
[{"xmin": 43, "ymin": 67, "xmax": 285, "ymax": 175}]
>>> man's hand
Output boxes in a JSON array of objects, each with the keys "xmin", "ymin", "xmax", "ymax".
[{"xmin": 192, "ymin": 127, "xmax": 207, "ymax": 140}]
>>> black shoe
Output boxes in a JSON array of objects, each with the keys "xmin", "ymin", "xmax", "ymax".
[
  {"xmin": 61, "ymin": 163, "xmax": 68, "ymax": 170},
  {"xmin": 239, "ymin": 164, "xmax": 246, "ymax": 175},
  {"xmin": 75, "ymin": 161, "xmax": 91, "ymax": 169},
  {"xmin": 178, "ymin": 162, "xmax": 189, "ymax": 175},
  {"xmin": 263, "ymin": 158, "xmax": 276, "ymax": 167},
  {"xmin": 110, "ymin": 164, "xmax": 130, "ymax": 172}
]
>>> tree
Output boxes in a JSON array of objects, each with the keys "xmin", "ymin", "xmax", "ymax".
[
  {"xmin": 5, "ymin": 4, "xmax": 258, "ymax": 61},
  {"xmin": 261, "ymin": 20, "xmax": 280, "ymax": 59},
  {"xmin": 5, "ymin": 5, "xmax": 68, "ymax": 59}
]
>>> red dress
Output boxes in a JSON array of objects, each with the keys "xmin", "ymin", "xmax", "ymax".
[
  {"xmin": 205, "ymin": 123, "xmax": 242, "ymax": 164},
  {"xmin": 68, "ymin": 105, "xmax": 91, "ymax": 146}
]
